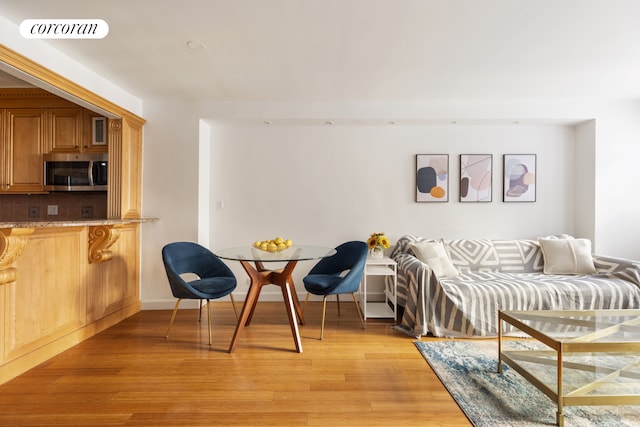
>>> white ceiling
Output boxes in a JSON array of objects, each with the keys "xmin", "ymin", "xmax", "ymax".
[{"xmin": 1, "ymin": 0, "xmax": 640, "ymax": 102}]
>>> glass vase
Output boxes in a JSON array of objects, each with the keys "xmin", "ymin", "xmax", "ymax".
[{"xmin": 370, "ymin": 246, "xmax": 384, "ymax": 259}]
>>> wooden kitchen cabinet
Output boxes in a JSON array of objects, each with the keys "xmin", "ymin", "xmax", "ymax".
[
  {"xmin": 0, "ymin": 90, "xmax": 109, "ymax": 195},
  {"xmin": 48, "ymin": 109, "xmax": 107, "ymax": 154},
  {"xmin": 48, "ymin": 108, "xmax": 83, "ymax": 153},
  {"xmin": 0, "ymin": 108, "xmax": 47, "ymax": 193},
  {"xmin": 0, "ymin": 222, "xmax": 143, "ymax": 383},
  {"xmin": 82, "ymin": 110, "xmax": 108, "ymax": 153},
  {"xmin": 2, "ymin": 227, "xmax": 85, "ymax": 364}
]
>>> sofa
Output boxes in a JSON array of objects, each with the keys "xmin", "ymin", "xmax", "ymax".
[{"xmin": 389, "ymin": 234, "xmax": 640, "ymax": 338}]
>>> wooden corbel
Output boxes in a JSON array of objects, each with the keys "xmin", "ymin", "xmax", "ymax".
[
  {"xmin": 0, "ymin": 228, "xmax": 35, "ymax": 285},
  {"xmin": 88, "ymin": 225, "xmax": 122, "ymax": 263}
]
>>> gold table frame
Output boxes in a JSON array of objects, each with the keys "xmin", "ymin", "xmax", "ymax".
[{"xmin": 498, "ymin": 309, "xmax": 640, "ymax": 426}]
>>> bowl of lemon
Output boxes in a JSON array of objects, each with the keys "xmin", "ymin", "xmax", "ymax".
[{"xmin": 253, "ymin": 237, "xmax": 293, "ymax": 252}]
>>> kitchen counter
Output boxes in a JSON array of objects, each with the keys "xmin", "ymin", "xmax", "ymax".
[
  {"xmin": 0, "ymin": 217, "xmax": 158, "ymax": 228},
  {"xmin": 0, "ymin": 217, "xmax": 153, "ymax": 384}
]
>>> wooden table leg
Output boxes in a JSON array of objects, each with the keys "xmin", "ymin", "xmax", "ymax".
[
  {"xmin": 280, "ymin": 280, "xmax": 302, "ymax": 353},
  {"xmin": 268, "ymin": 260, "xmax": 303, "ymax": 352},
  {"xmin": 228, "ymin": 259, "xmax": 303, "ymax": 353},
  {"xmin": 229, "ymin": 261, "xmax": 263, "ymax": 353},
  {"xmin": 228, "ymin": 264, "xmax": 262, "ymax": 353},
  {"xmin": 288, "ymin": 276, "xmax": 306, "ymax": 325}
]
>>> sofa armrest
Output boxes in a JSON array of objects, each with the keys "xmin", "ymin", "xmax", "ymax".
[
  {"xmin": 593, "ymin": 254, "xmax": 640, "ymax": 288},
  {"xmin": 393, "ymin": 253, "xmax": 421, "ymax": 306},
  {"xmin": 390, "ymin": 251, "xmax": 441, "ymax": 337}
]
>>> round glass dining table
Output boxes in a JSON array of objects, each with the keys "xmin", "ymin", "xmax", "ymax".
[{"xmin": 215, "ymin": 245, "xmax": 336, "ymax": 353}]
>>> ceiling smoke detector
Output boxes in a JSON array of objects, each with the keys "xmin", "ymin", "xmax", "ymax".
[{"xmin": 186, "ymin": 40, "xmax": 207, "ymax": 51}]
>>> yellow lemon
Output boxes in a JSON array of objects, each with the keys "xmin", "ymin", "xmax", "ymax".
[
  {"xmin": 268, "ymin": 242, "xmax": 277, "ymax": 252},
  {"xmin": 277, "ymin": 243, "xmax": 287, "ymax": 251},
  {"xmin": 274, "ymin": 237, "xmax": 284, "ymax": 244},
  {"xmin": 260, "ymin": 242, "xmax": 268, "ymax": 250},
  {"xmin": 285, "ymin": 239, "xmax": 293, "ymax": 247},
  {"xmin": 253, "ymin": 241, "xmax": 262, "ymax": 248}
]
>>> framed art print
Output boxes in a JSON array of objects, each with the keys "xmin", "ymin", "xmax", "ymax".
[
  {"xmin": 503, "ymin": 154, "xmax": 536, "ymax": 202},
  {"xmin": 459, "ymin": 154, "xmax": 492, "ymax": 202},
  {"xmin": 416, "ymin": 154, "xmax": 449, "ymax": 202}
]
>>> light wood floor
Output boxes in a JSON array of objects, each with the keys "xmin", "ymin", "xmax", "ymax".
[{"xmin": 0, "ymin": 301, "xmax": 470, "ymax": 426}]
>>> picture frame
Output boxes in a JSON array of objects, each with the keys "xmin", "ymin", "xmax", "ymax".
[
  {"xmin": 459, "ymin": 154, "xmax": 492, "ymax": 202},
  {"xmin": 416, "ymin": 154, "xmax": 449, "ymax": 202},
  {"xmin": 503, "ymin": 154, "xmax": 536, "ymax": 202}
]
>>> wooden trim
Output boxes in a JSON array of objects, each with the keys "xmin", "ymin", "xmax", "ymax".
[
  {"xmin": 0, "ymin": 45, "xmax": 145, "ymax": 124},
  {"xmin": 88, "ymin": 224, "xmax": 122, "ymax": 263},
  {"xmin": 107, "ymin": 119, "xmax": 123, "ymax": 218},
  {"xmin": 0, "ymin": 228, "xmax": 34, "ymax": 285},
  {"xmin": 0, "ymin": 88, "xmax": 58, "ymax": 98}
]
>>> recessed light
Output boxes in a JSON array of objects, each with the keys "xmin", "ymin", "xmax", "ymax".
[
  {"xmin": 186, "ymin": 40, "xmax": 207, "ymax": 51},
  {"xmin": 450, "ymin": 120, "xmax": 458, "ymax": 124},
  {"xmin": 324, "ymin": 120, "xmax": 334, "ymax": 125},
  {"xmin": 388, "ymin": 121, "xmax": 397, "ymax": 125},
  {"xmin": 263, "ymin": 120, "xmax": 272, "ymax": 125}
]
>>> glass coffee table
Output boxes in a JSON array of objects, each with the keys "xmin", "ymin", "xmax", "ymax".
[{"xmin": 498, "ymin": 309, "xmax": 640, "ymax": 427}]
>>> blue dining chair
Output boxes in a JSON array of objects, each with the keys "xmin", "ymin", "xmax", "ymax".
[
  {"xmin": 303, "ymin": 241, "xmax": 368, "ymax": 339},
  {"xmin": 162, "ymin": 242, "xmax": 238, "ymax": 345}
]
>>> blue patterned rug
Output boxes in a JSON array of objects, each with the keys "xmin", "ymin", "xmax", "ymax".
[{"xmin": 415, "ymin": 340, "xmax": 640, "ymax": 427}]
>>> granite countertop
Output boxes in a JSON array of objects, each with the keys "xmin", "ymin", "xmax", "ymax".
[{"xmin": 0, "ymin": 218, "xmax": 159, "ymax": 229}]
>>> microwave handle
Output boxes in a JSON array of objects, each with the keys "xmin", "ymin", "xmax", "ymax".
[{"xmin": 87, "ymin": 161, "xmax": 94, "ymax": 186}]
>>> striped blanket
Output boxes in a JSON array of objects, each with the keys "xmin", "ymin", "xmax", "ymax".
[{"xmin": 390, "ymin": 235, "xmax": 640, "ymax": 338}]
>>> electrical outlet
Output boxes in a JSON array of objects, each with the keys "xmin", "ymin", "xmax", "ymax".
[
  {"xmin": 81, "ymin": 206, "xmax": 94, "ymax": 219},
  {"xmin": 47, "ymin": 205, "xmax": 58, "ymax": 215},
  {"xmin": 28, "ymin": 206, "xmax": 40, "ymax": 218}
]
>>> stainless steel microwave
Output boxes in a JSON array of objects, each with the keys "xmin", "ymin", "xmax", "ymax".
[{"xmin": 44, "ymin": 153, "xmax": 108, "ymax": 192}]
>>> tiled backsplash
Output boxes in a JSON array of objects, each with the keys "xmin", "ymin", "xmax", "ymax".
[{"xmin": 0, "ymin": 192, "xmax": 107, "ymax": 222}]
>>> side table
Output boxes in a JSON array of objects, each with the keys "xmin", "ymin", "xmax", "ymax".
[{"xmin": 359, "ymin": 255, "xmax": 397, "ymax": 322}]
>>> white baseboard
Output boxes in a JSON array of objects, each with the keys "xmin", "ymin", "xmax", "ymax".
[
  {"xmin": 142, "ymin": 290, "xmax": 305, "ymax": 310},
  {"xmin": 141, "ymin": 290, "xmax": 386, "ymax": 311}
]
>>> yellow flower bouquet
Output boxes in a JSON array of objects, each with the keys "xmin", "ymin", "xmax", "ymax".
[{"xmin": 367, "ymin": 232, "xmax": 391, "ymax": 258}]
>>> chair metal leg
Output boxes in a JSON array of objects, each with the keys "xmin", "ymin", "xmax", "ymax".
[
  {"xmin": 321, "ymin": 296, "xmax": 328, "ymax": 340},
  {"xmin": 206, "ymin": 299, "xmax": 212, "ymax": 345},
  {"xmin": 198, "ymin": 299, "xmax": 203, "ymax": 321},
  {"xmin": 336, "ymin": 294, "xmax": 341, "ymax": 315},
  {"xmin": 352, "ymin": 292, "xmax": 365, "ymax": 329},
  {"xmin": 230, "ymin": 294, "xmax": 239, "ymax": 321},
  {"xmin": 166, "ymin": 299, "xmax": 182, "ymax": 339},
  {"xmin": 303, "ymin": 292, "xmax": 311, "ymax": 315}
]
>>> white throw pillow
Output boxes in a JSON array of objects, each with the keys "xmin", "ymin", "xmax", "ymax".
[
  {"xmin": 410, "ymin": 240, "xmax": 460, "ymax": 278},
  {"xmin": 539, "ymin": 238, "xmax": 597, "ymax": 274}
]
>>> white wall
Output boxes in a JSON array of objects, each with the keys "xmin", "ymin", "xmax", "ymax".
[
  {"xmin": 592, "ymin": 102, "xmax": 640, "ymax": 257},
  {"xmin": 210, "ymin": 122, "xmax": 577, "ymax": 242},
  {"xmin": 205, "ymin": 121, "xmax": 577, "ymax": 300}
]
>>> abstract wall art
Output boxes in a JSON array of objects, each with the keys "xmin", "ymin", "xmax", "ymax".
[
  {"xmin": 503, "ymin": 154, "xmax": 536, "ymax": 202},
  {"xmin": 416, "ymin": 154, "xmax": 449, "ymax": 202},
  {"xmin": 459, "ymin": 154, "xmax": 492, "ymax": 202}
]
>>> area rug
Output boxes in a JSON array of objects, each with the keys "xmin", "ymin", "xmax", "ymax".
[{"xmin": 415, "ymin": 340, "xmax": 640, "ymax": 427}]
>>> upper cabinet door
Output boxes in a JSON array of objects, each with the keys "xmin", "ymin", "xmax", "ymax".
[
  {"xmin": 82, "ymin": 110, "xmax": 108, "ymax": 153},
  {"xmin": 2, "ymin": 109, "xmax": 47, "ymax": 193},
  {"xmin": 48, "ymin": 108, "xmax": 83, "ymax": 154}
]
